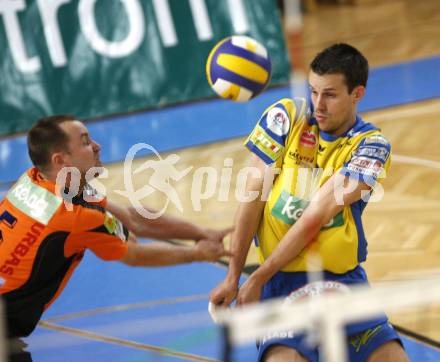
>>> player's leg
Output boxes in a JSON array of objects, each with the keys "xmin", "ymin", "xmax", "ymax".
[
  {"xmin": 263, "ymin": 345, "xmax": 309, "ymax": 362},
  {"xmin": 366, "ymin": 340, "xmax": 410, "ymax": 362},
  {"xmin": 348, "ymin": 322, "xmax": 409, "ymax": 362}
]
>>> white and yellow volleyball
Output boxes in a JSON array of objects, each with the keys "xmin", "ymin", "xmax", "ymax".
[{"xmin": 206, "ymin": 35, "xmax": 272, "ymax": 102}]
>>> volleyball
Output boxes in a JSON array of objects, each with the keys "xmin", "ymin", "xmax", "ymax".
[{"xmin": 206, "ymin": 35, "xmax": 272, "ymax": 102}]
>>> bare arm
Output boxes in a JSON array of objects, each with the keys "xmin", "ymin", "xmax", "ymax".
[
  {"xmin": 236, "ymin": 172, "xmax": 372, "ymax": 305},
  {"xmin": 120, "ymin": 238, "xmax": 232, "ymax": 267},
  {"xmin": 210, "ymin": 154, "xmax": 269, "ymax": 306},
  {"xmin": 106, "ymin": 201, "xmax": 230, "ymax": 242}
]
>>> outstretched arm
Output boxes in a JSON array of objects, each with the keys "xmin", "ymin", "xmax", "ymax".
[
  {"xmin": 236, "ymin": 172, "xmax": 372, "ymax": 305},
  {"xmin": 106, "ymin": 201, "xmax": 230, "ymax": 242},
  {"xmin": 120, "ymin": 237, "xmax": 232, "ymax": 267},
  {"xmin": 210, "ymin": 154, "xmax": 269, "ymax": 307}
]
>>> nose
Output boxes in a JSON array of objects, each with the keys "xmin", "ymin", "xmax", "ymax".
[
  {"xmin": 315, "ymin": 94, "xmax": 325, "ymax": 111},
  {"xmin": 92, "ymin": 140, "xmax": 101, "ymax": 152}
]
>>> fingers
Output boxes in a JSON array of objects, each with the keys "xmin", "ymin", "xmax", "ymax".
[
  {"xmin": 209, "ymin": 290, "xmax": 224, "ymax": 306},
  {"xmin": 211, "ymin": 295, "xmax": 231, "ymax": 308},
  {"xmin": 210, "ymin": 283, "xmax": 237, "ymax": 308}
]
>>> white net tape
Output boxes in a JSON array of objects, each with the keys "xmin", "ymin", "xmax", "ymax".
[{"xmin": 212, "ymin": 276, "xmax": 440, "ymax": 362}]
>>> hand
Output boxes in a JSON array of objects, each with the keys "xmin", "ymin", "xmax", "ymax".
[
  {"xmin": 194, "ymin": 238, "xmax": 232, "ymax": 262},
  {"xmin": 200, "ymin": 227, "xmax": 234, "ymax": 243},
  {"xmin": 236, "ymin": 275, "xmax": 264, "ymax": 306},
  {"xmin": 210, "ymin": 277, "xmax": 239, "ymax": 307}
]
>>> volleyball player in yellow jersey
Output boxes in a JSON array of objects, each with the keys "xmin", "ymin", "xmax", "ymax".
[{"xmin": 210, "ymin": 44, "xmax": 409, "ymax": 362}]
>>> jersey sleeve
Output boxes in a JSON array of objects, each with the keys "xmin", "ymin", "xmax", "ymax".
[
  {"xmin": 340, "ymin": 133, "xmax": 391, "ymax": 185},
  {"xmin": 244, "ymin": 98, "xmax": 300, "ymax": 165},
  {"xmin": 65, "ymin": 204, "xmax": 129, "ymax": 261}
]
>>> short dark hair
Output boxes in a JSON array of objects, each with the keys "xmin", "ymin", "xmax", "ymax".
[
  {"xmin": 27, "ymin": 115, "xmax": 76, "ymax": 170},
  {"xmin": 310, "ymin": 43, "xmax": 369, "ymax": 93}
]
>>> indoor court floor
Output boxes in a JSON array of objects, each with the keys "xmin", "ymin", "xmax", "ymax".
[{"xmin": 1, "ymin": 0, "xmax": 439, "ymax": 360}]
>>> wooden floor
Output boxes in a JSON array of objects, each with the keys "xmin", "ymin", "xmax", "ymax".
[{"xmin": 100, "ymin": 0, "xmax": 440, "ymax": 343}]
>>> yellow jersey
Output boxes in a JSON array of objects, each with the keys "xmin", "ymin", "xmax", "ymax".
[{"xmin": 245, "ymin": 98, "xmax": 391, "ymax": 273}]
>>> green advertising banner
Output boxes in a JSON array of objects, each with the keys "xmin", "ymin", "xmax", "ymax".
[{"xmin": 0, "ymin": 0, "xmax": 290, "ymax": 136}]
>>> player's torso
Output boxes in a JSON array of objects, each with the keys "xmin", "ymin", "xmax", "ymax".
[
  {"xmin": 256, "ymin": 100, "xmax": 381, "ymax": 273},
  {"xmin": 0, "ymin": 172, "xmax": 81, "ymax": 295}
]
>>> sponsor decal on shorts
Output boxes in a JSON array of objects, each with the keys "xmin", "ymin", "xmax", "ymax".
[
  {"xmin": 286, "ymin": 281, "xmax": 351, "ymax": 303},
  {"xmin": 349, "ymin": 325, "xmax": 383, "ymax": 352},
  {"xmin": 260, "ymin": 329, "xmax": 296, "ymax": 345},
  {"xmin": 259, "ymin": 281, "xmax": 351, "ymax": 343}
]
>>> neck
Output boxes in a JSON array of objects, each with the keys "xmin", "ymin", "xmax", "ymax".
[
  {"xmin": 38, "ymin": 168, "xmax": 85, "ymax": 194},
  {"xmin": 330, "ymin": 112, "xmax": 357, "ymax": 137}
]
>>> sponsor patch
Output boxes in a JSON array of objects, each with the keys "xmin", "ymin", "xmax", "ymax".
[
  {"xmin": 260, "ymin": 280, "xmax": 349, "ymax": 343},
  {"xmin": 6, "ymin": 174, "xmax": 62, "ymax": 225},
  {"xmin": 260, "ymin": 329, "xmax": 296, "ymax": 344},
  {"xmin": 104, "ymin": 212, "xmax": 126, "ymax": 241},
  {"xmin": 248, "ymin": 125, "xmax": 284, "ymax": 161},
  {"xmin": 350, "ymin": 325, "xmax": 383, "ymax": 352},
  {"xmin": 347, "ymin": 157, "xmax": 383, "ymax": 178},
  {"xmin": 287, "ymin": 150, "xmax": 315, "ymax": 166},
  {"xmin": 364, "ymin": 134, "xmax": 389, "ymax": 146},
  {"xmin": 353, "ymin": 146, "xmax": 389, "ymax": 162},
  {"xmin": 266, "ymin": 107, "xmax": 290, "ymax": 136},
  {"xmin": 0, "ymin": 276, "xmax": 5, "ymax": 287},
  {"xmin": 272, "ymin": 191, "xmax": 343, "ymax": 228},
  {"xmin": 300, "ymin": 130, "xmax": 317, "ymax": 148}
]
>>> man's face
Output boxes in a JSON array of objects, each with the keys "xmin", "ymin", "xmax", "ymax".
[
  {"xmin": 59, "ymin": 120, "xmax": 102, "ymax": 177},
  {"xmin": 308, "ymin": 71, "xmax": 364, "ymax": 136}
]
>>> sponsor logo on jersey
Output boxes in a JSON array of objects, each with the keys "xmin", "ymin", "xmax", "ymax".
[
  {"xmin": 255, "ymin": 129, "xmax": 281, "ymax": 153},
  {"xmin": 348, "ymin": 157, "xmax": 383, "ymax": 177},
  {"xmin": 300, "ymin": 130, "xmax": 317, "ymax": 147},
  {"xmin": 364, "ymin": 134, "xmax": 389, "ymax": 146},
  {"xmin": 354, "ymin": 146, "xmax": 389, "ymax": 162},
  {"xmin": 272, "ymin": 191, "xmax": 343, "ymax": 228},
  {"xmin": 0, "ymin": 222, "xmax": 44, "ymax": 276},
  {"xmin": 6, "ymin": 174, "xmax": 62, "ymax": 225},
  {"xmin": 0, "ymin": 276, "xmax": 5, "ymax": 287},
  {"xmin": 266, "ymin": 107, "xmax": 290, "ymax": 136},
  {"xmin": 248, "ymin": 126, "xmax": 284, "ymax": 161},
  {"xmin": 287, "ymin": 150, "xmax": 315, "ymax": 166},
  {"xmin": 104, "ymin": 212, "xmax": 126, "ymax": 241}
]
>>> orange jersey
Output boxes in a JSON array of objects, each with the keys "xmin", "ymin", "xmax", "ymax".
[{"xmin": 0, "ymin": 168, "xmax": 129, "ymax": 337}]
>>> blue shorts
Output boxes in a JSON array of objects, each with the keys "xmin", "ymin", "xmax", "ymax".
[
  {"xmin": 257, "ymin": 267, "xmax": 402, "ymax": 361},
  {"xmin": 258, "ymin": 321, "xmax": 400, "ymax": 362}
]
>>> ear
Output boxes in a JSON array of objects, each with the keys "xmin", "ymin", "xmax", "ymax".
[
  {"xmin": 51, "ymin": 152, "xmax": 67, "ymax": 169},
  {"xmin": 352, "ymin": 86, "xmax": 365, "ymax": 103}
]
